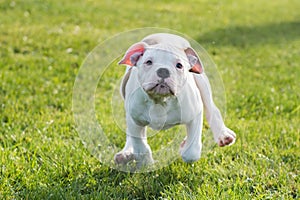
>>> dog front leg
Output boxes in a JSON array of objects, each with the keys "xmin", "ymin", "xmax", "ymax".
[
  {"xmin": 180, "ymin": 112, "xmax": 203, "ymax": 163},
  {"xmin": 114, "ymin": 116, "xmax": 153, "ymax": 166},
  {"xmin": 193, "ymin": 73, "xmax": 236, "ymax": 146}
]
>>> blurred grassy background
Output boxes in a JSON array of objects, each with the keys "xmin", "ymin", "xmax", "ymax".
[{"xmin": 0, "ymin": 0, "xmax": 299, "ymax": 199}]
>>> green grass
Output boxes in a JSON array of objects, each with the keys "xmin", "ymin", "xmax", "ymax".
[{"xmin": 1, "ymin": 0, "xmax": 299, "ymax": 199}]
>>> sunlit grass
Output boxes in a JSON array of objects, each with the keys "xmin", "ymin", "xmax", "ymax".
[{"xmin": 1, "ymin": 0, "xmax": 299, "ymax": 199}]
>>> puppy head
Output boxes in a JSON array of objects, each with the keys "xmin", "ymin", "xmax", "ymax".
[{"xmin": 119, "ymin": 42, "xmax": 203, "ymax": 99}]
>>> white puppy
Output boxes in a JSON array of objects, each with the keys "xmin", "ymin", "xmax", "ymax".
[{"xmin": 114, "ymin": 33, "xmax": 236, "ymax": 167}]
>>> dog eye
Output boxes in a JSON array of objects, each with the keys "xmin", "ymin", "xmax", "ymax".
[
  {"xmin": 176, "ymin": 63, "xmax": 183, "ymax": 69},
  {"xmin": 145, "ymin": 60, "xmax": 152, "ymax": 65}
]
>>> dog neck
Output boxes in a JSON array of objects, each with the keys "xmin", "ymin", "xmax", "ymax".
[{"xmin": 146, "ymin": 93, "xmax": 175, "ymax": 105}]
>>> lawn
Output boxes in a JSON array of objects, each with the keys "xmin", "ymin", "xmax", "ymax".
[{"xmin": 0, "ymin": 0, "xmax": 299, "ymax": 199}]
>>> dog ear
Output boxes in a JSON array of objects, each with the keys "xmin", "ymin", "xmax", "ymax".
[
  {"xmin": 185, "ymin": 47, "xmax": 204, "ymax": 74},
  {"xmin": 118, "ymin": 42, "xmax": 147, "ymax": 66}
]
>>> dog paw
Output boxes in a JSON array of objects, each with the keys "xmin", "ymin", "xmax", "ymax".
[
  {"xmin": 114, "ymin": 151, "xmax": 154, "ymax": 167},
  {"xmin": 217, "ymin": 127, "xmax": 236, "ymax": 147},
  {"xmin": 114, "ymin": 151, "xmax": 135, "ymax": 165},
  {"xmin": 180, "ymin": 138, "xmax": 201, "ymax": 163}
]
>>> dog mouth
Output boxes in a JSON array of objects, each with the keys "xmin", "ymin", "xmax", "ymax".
[{"xmin": 143, "ymin": 82, "xmax": 175, "ymax": 97}]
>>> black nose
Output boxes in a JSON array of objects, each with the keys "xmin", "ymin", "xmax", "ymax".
[{"xmin": 156, "ymin": 68, "xmax": 170, "ymax": 79}]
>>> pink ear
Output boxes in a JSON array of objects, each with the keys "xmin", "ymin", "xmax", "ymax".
[
  {"xmin": 119, "ymin": 42, "xmax": 147, "ymax": 66},
  {"xmin": 185, "ymin": 47, "xmax": 204, "ymax": 74}
]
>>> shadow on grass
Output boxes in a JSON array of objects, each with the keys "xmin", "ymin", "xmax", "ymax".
[
  {"xmin": 70, "ymin": 163, "xmax": 202, "ymax": 199},
  {"xmin": 19, "ymin": 162, "xmax": 203, "ymax": 199},
  {"xmin": 197, "ymin": 21, "xmax": 300, "ymax": 47}
]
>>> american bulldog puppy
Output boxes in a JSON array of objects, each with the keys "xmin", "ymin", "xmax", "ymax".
[{"xmin": 114, "ymin": 33, "xmax": 236, "ymax": 167}]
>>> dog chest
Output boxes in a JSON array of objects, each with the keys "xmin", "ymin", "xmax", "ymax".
[{"xmin": 127, "ymin": 89, "xmax": 182, "ymax": 130}]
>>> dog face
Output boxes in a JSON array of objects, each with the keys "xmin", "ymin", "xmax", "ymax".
[
  {"xmin": 119, "ymin": 42, "xmax": 203, "ymax": 100},
  {"xmin": 136, "ymin": 44, "xmax": 190, "ymax": 98}
]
